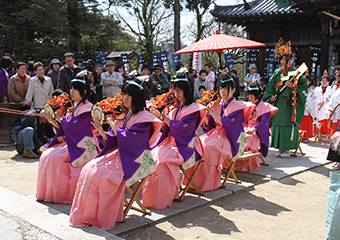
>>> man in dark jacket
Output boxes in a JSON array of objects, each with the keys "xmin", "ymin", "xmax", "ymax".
[
  {"xmin": 11, "ymin": 109, "xmax": 54, "ymax": 158},
  {"xmin": 59, "ymin": 52, "xmax": 80, "ymax": 93},
  {"xmin": 150, "ymin": 65, "xmax": 169, "ymax": 97},
  {"xmin": 47, "ymin": 58, "xmax": 62, "ymax": 89}
]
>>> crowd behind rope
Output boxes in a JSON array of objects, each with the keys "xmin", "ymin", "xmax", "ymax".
[
  {"xmin": 1, "ymin": 42, "xmax": 340, "ymax": 230},
  {"xmin": 0, "ymin": 49, "xmax": 339, "ymax": 161}
]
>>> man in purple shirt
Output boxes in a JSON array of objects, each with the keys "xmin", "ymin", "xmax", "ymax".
[{"xmin": 0, "ymin": 56, "xmax": 13, "ymax": 103}]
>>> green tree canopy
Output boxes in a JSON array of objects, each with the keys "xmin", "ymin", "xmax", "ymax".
[
  {"xmin": 109, "ymin": 0, "xmax": 172, "ymax": 65},
  {"xmin": 0, "ymin": 0, "xmax": 136, "ymax": 63}
]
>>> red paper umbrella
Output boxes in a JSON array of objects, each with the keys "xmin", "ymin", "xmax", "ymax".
[{"xmin": 174, "ymin": 30, "xmax": 266, "ymax": 55}]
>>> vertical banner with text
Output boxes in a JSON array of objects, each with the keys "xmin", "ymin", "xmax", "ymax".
[
  {"xmin": 330, "ymin": 53, "xmax": 335, "ymax": 77},
  {"xmin": 159, "ymin": 51, "xmax": 170, "ymax": 73},
  {"xmin": 100, "ymin": 53, "xmax": 107, "ymax": 68},
  {"xmin": 139, "ymin": 53, "xmax": 144, "ymax": 72},
  {"xmin": 224, "ymin": 53, "xmax": 234, "ymax": 71},
  {"xmin": 248, "ymin": 49, "xmax": 259, "ymax": 67},
  {"xmin": 265, "ymin": 49, "xmax": 275, "ymax": 84},
  {"xmin": 121, "ymin": 53, "xmax": 130, "ymax": 73},
  {"xmin": 192, "ymin": 52, "xmax": 202, "ymax": 74},
  {"xmin": 95, "ymin": 53, "xmax": 101, "ymax": 66},
  {"xmin": 311, "ymin": 49, "xmax": 320, "ymax": 82},
  {"xmin": 152, "ymin": 52, "xmax": 159, "ymax": 67},
  {"xmin": 172, "ymin": 54, "xmax": 180, "ymax": 72}
]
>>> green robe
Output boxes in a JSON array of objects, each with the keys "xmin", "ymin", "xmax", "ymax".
[{"xmin": 262, "ymin": 67, "xmax": 308, "ymax": 150}]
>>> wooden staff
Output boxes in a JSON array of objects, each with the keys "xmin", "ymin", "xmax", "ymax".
[
  {"xmin": 328, "ymin": 102, "xmax": 340, "ymax": 128},
  {"xmin": 268, "ymin": 71, "xmax": 300, "ymax": 103}
]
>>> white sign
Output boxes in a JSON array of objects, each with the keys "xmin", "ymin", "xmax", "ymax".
[{"xmin": 192, "ymin": 52, "xmax": 202, "ymax": 73}]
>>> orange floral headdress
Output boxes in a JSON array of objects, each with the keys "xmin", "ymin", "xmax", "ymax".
[
  {"xmin": 322, "ymin": 69, "xmax": 329, "ymax": 79},
  {"xmin": 335, "ymin": 69, "xmax": 340, "ymax": 77},
  {"xmin": 274, "ymin": 38, "xmax": 292, "ymax": 60}
]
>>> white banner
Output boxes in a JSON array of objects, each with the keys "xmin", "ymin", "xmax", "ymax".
[{"xmin": 192, "ymin": 52, "xmax": 202, "ymax": 73}]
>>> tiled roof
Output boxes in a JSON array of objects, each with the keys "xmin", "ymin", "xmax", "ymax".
[{"xmin": 211, "ymin": 0, "xmax": 302, "ymax": 20}]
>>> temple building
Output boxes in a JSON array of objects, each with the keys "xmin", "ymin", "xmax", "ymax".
[{"xmin": 211, "ymin": 0, "xmax": 340, "ymax": 82}]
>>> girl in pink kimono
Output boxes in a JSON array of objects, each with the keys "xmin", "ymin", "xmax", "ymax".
[
  {"xmin": 189, "ymin": 75, "xmax": 255, "ymax": 192},
  {"xmin": 36, "ymin": 78, "xmax": 98, "ymax": 204},
  {"xmin": 70, "ymin": 79, "xmax": 162, "ymax": 230},
  {"xmin": 239, "ymin": 82, "xmax": 278, "ymax": 172},
  {"xmin": 143, "ymin": 72, "xmax": 206, "ymax": 210}
]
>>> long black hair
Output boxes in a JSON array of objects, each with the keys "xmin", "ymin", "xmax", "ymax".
[
  {"xmin": 71, "ymin": 71, "xmax": 92, "ymax": 103},
  {"xmin": 248, "ymin": 82, "xmax": 262, "ymax": 100},
  {"xmin": 173, "ymin": 72, "xmax": 194, "ymax": 106},
  {"xmin": 123, "ymin": 79, "xmax": 146, "ymax": 114},
  {"xmin": 219, "ymin": 74, "xmax": 235, "ymax": 96},
  {"xmin": 71, "ymin": 81, "xmax": 91, "ymax": 103}
]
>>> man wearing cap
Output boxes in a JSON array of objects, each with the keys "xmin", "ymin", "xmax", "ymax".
[
  {"xmin": 47, "ymin": 58, "xmax": 62, "ymax": 89},
  {"xmin": 150, "ymin": 65, "xmax": 169, "ymax": 97},
  {"xmin": 59, "ymin": 52, "xmax": 81, "ymax": 93},
  {"xmin": 101, "ymin": 60, "xmax": 124, "ymax": 98}
]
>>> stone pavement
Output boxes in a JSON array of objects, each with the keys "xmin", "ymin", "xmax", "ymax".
[
  {"xmin": 0, "ymin": 214, "xmax": 22, "ymax": 240},
  {"xmin": 0, "ymin": 139, "xmax": 331, "ymax": 239}
]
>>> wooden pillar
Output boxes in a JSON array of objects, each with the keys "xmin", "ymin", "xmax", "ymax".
[
  {"xmin": 320, "ymin": 15, "xmax": 330, "ymax": 78},
  {"xmin": 174, "ymin": 0, "xmax": 181, "ymax": 55}
]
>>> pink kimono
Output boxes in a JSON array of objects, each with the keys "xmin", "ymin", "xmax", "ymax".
[
  {"xmin": 36, "ymin": 100, "xmax": 97, "ymax": 204},
  {"xmin": 142, "ymin": 103, "xmax": 206, "ymax": 210},
  {"xmin": 69, "ymin": 110, "xmax": 162, "ymax": 230},
  {"xmin": 187, "ymin": 98, "xmax": 255, "ymax": 192},
  {"xmin": 238, "ymin": 100, "xmax": 278, "ymax": 172}
]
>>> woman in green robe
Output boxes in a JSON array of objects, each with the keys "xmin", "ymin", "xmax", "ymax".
[{"xmin": 263, "ymin": 50, "xmax": 307, "ymax": 158}]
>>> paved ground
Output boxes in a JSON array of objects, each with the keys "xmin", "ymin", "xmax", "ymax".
[
  {"xmin": 0, "ymin": 139, "xmax": 333, "ymax": 239},
  {"xmin": 121, "ymin": 164, "xmax": 330, "ymax": 240}
]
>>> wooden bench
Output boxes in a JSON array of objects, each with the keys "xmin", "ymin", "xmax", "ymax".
[
  {"xmin": 313, "ymin": 123, "xmax": 323, "ymax": 143},
  {"xmin": 291, "ymin": 130, "xmax": 307, "ymax": 157},
  {"xmin": 179, "ymin": 159, "xmax": 205, "ymax": 202},
  {"xmin": 221, "ymin": 151, "xmax": 263, "ymax": 186},
  {"xmin": 123, "ymin": 177, "xmax": 151, "ymax": 221}
]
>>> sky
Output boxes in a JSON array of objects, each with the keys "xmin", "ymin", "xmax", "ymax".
[{"xmin": 100, "ymin": 0, "xmax": 242, "ymax": 45}]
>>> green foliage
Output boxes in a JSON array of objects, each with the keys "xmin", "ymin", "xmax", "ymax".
[
  {"xmin": 0, "ymin": 0, "xmax": 136, "ymax": 64},
  {"xmin": 110, "ymin": 0, "xmax": 172, "ymax": 65},
  {"xmin": 0, "ymin": 0, "xmax": 68, "ymax": 61},
  {"xmin": 185, "ymin": 0, "xmax": 212, "ymax": 12},
  {"xmin": 80, "ymin": 13, "xmax": 137, "ymax": 60},
  {"xmin": 185, "ymin": 0, "xmax": 213, "ymax": 42}
]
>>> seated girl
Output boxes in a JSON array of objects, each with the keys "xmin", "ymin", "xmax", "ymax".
[
  {"xmin": 239, "ymin": 82, "xmax": 278, "ymax": 172},
  {"xmin": 69, "ymin": 79, "xmax": 162, "ymax": 230},
  {"xmin": 189, "ymin": 74, "xmax": 255, "ymax": 192},
  {"xmin": 36, "ymin": 76, "xmax": 97, "ymax": 204},
  {"xmin": 142, "ymin": 72, "xmax": 206, "ymax": 210}
]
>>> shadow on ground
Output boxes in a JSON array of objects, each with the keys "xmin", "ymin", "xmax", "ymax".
[
  {"xmin": 217, "ymin": 191, "xmax": 291, "ymax": 216},
  {"xmin": 10, "ymin": 154, "xmax": 40, "ymax": 163}
]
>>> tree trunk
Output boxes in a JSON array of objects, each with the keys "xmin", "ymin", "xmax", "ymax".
[
  {"xmin": 174, "ymin": 0, "xmax": 181, "ymax": 55},
  {"xmin": 66, "ymin": 0, "xmax": 81, "ymax": 52}
]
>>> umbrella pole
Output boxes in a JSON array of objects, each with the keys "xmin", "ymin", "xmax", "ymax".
[{"xmin": 216, "ymin": 52, "xmax": 222, "ymax": 79}]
